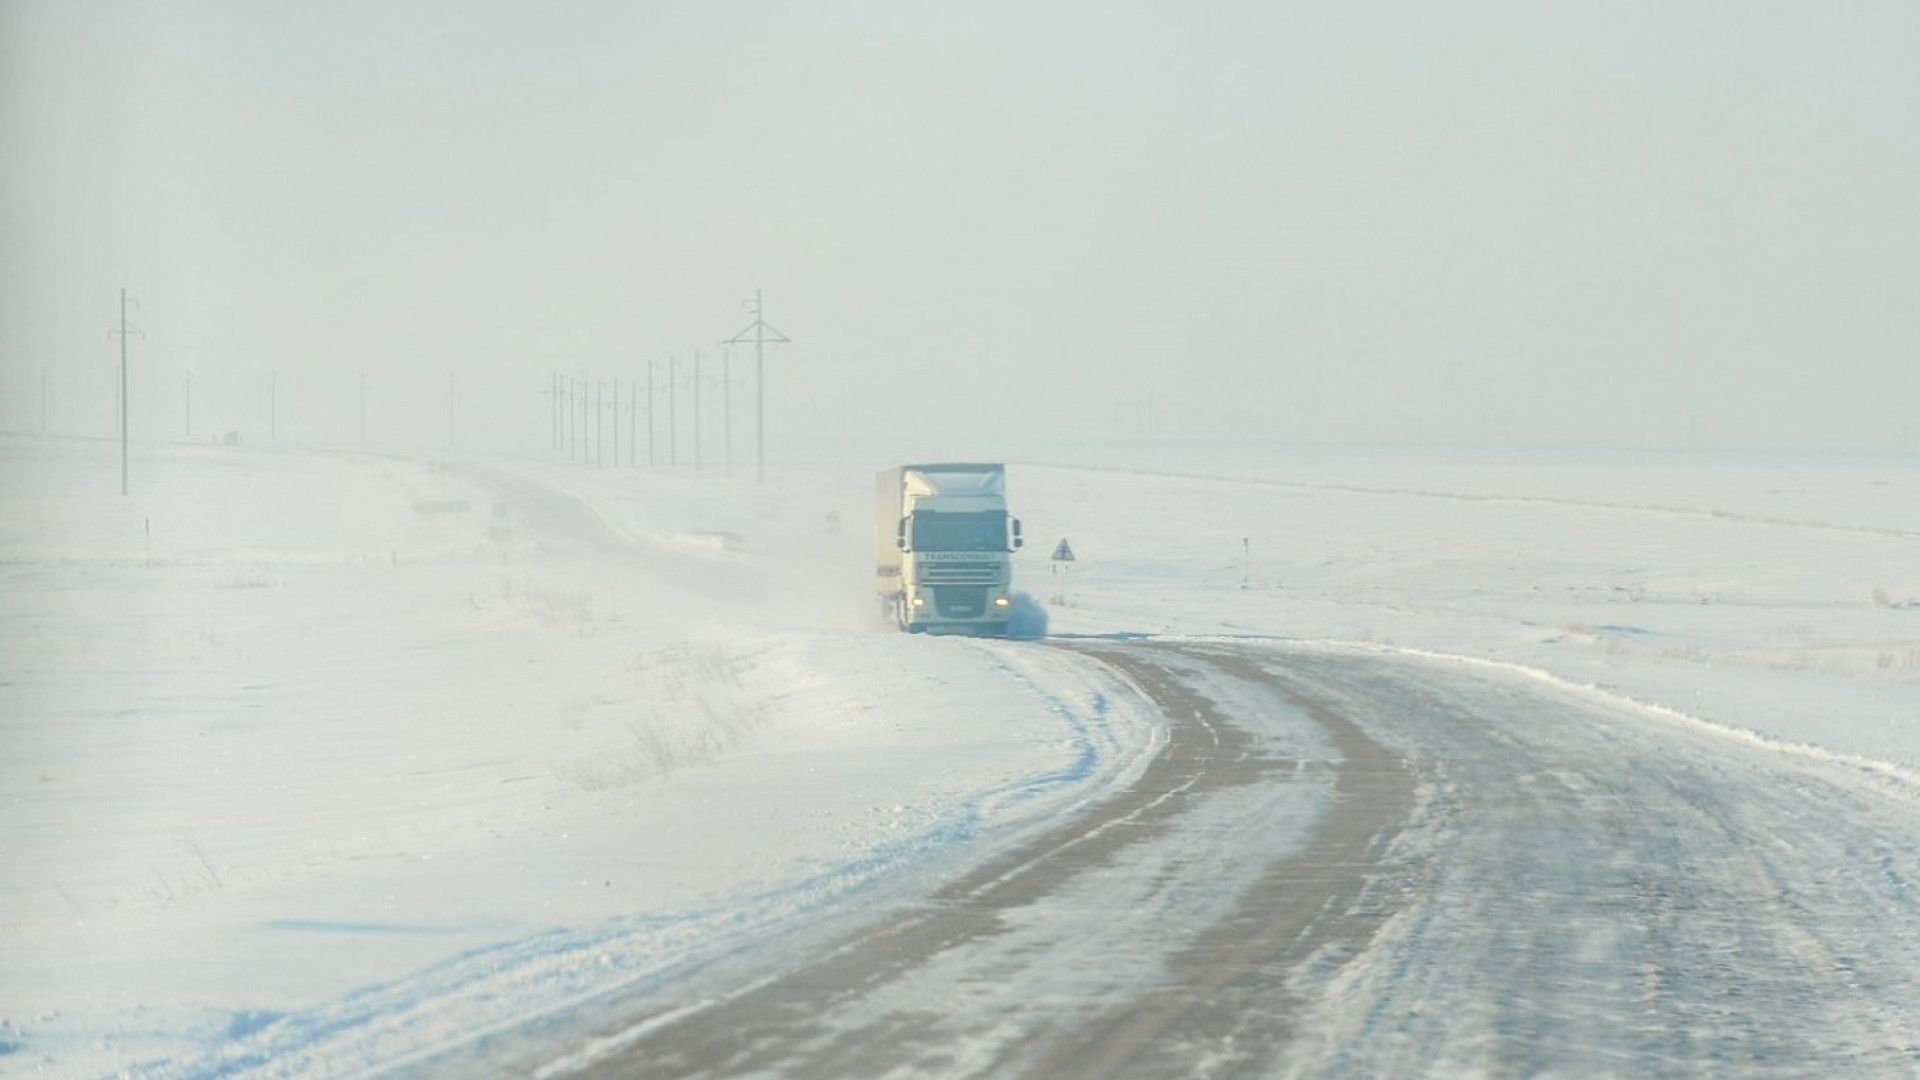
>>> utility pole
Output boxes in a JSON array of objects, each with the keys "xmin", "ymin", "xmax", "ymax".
[
  {"xmin": 724, "ymin": 289, "xmax": 790, "ymax": 485},
  {"xmin": 721, "ymin": 346, "xmax": 733, "ymax": 477},
  {"xmin": 110, "ymin": 288, "xmax": 142, "ymax": 495},
  {"xmin": 693, "ymin": 350, "xmax": 704, "ymax": 474},
  {"xmin": 668, "ymin": 354, "xmax": 678, "ymax": 470},
  {"xmin": 550, "ymin": 371, "xmax": 559, "ymax": 451},
  {"xmin": 612, "ymin": 378, "xmax": 621, "ymax": 468},
  {"xmin": 646, "ymin": 359, "xmax": 656, "ymax": 469},
  {"xmin": 627, "ymin": 376, "xmax": 637, "ymax": 467}
]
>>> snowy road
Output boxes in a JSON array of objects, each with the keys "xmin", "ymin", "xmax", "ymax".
[
  {"xmin": 1270, "ymin": 645, "xmax": 1920, "ymax": 1077},
  {"xmin": 501, "ymin": 639, "xmax": 1920, "ymax": 1079}
]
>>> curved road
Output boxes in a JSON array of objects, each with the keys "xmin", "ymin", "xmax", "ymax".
[{"xmin": 507, "ymin": 639, "xmax": 1920, "ymax": 1078}]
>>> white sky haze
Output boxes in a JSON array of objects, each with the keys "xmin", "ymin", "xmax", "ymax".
[{"xmin": 4, "ymin": 0, "xmax": 1916, "ymax": 454}]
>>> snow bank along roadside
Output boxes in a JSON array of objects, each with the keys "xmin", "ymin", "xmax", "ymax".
[
  {"xmin": 0, "ymin": 435, "xmax": 1159, "ymax": 1079},
  {"xmin": 1015, "ymin": 450, "xmax": 1920, "ymax": 769}
]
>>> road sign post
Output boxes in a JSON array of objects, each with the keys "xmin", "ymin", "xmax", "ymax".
[{"xmin": 1050, "ymin": 538, "xmax": 1076, "ymax": 606}]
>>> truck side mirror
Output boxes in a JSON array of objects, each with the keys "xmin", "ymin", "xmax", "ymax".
[
  {"xmin": 1011, "ymin": 518, "xmax": 1024, "ymax": 550},
  {"xmin": 896, "ymin": 517, "xmax": 910, "ymax": 552}
]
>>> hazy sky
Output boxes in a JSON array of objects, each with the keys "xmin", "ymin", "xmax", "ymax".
[{"xmin": 4, "ymin": 1, "xmax": 1917, "ymax": 455}]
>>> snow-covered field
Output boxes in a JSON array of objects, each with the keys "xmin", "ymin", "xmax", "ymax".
[
  {"xmin": 3, "ymin": 433, "xmax": 1918, "ymax": 1078},
  {"xmin": 1017, "ymin": 443, "xmax": 1920, "ymax": 767}
]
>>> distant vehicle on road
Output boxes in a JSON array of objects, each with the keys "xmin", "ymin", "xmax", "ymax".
[{"xmin": 875, "ymin": 463, "xmax": 1024, "ymax": 636}]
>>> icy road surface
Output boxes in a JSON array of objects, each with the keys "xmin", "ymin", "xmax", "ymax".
[{"xmin": 475, "ymin": 640, "xmax": 1920, "ymax": 1078}]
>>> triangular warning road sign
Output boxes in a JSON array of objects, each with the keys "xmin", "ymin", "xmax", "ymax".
[{"xmin": 1050, "ymin": 539, "xmax": 1076, "ymax": 562}]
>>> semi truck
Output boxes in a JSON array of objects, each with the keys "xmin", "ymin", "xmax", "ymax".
[{"xmin": 875, "ymin": 463, "xmax": 1024, "ymax": 635}]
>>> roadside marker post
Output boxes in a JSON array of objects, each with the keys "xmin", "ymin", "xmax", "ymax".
[{"xmin": 1050, "ymin": 538, "xmax": 1076, "ymax": 606}]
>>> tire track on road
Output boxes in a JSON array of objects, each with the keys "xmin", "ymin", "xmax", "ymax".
[
  {"xmin": 541, "ymin": 641, "xmax": 1417, "ymax": 1080},
  {"xmin": 1012, "ymin": 645, "xmax": 1415, "ymax": 1079}
]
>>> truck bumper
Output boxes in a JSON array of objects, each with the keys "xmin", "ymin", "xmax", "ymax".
[
  {"xmin": 887, "ymin": 583, "xmax": 1012, "ymax": 636},
  {"xmin": 910, "ymin": 617, "xmax": 1010, "ymax": 637}
]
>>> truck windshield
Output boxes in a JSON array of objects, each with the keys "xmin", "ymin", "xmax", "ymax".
[{"xmin": 911, "ymin": 510, "xmax": 1007, "ymax": 552}]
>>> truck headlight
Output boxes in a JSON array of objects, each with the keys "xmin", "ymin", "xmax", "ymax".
[
  {"xmin": 911, "ymin": 596, "xmax": 926, "ymax": 607},
  {"xmin": 993, "ymin": 595, "xmax": 1011, "ymax": 607}
]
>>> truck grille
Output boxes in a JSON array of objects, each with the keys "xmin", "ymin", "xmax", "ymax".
[
  {"xmin": 934, "ymin": 586, "xmax": 989, "ymax": 618},
  {"xmin": 920, "ymin": 564, "xmax": 998, "ymax": 585}
]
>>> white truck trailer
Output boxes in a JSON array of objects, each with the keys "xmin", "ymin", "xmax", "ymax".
[{"xmin": 875, "ymin": 463, "xmax": 1024, "ymax": 636}]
